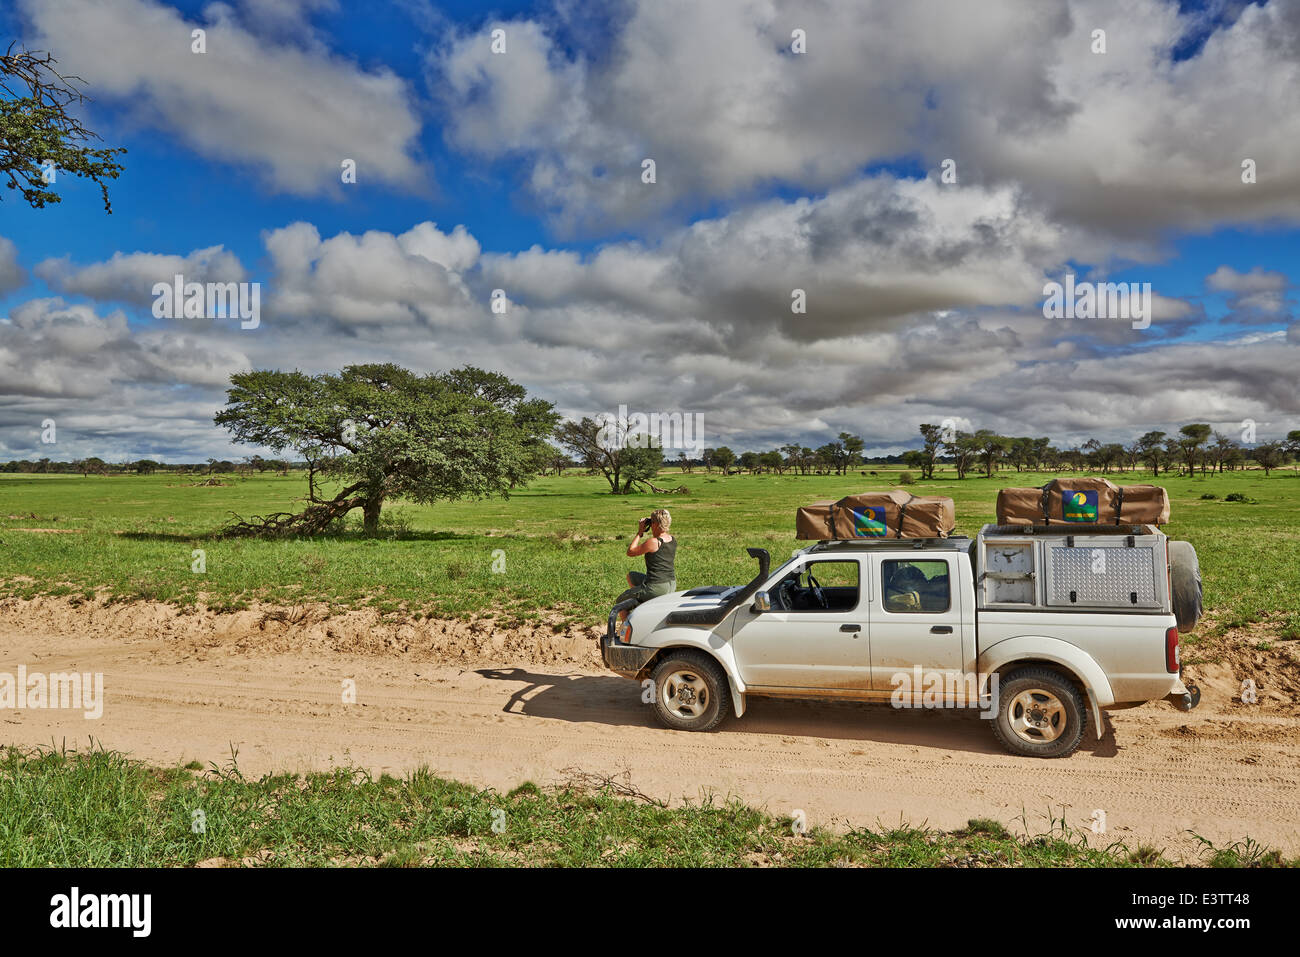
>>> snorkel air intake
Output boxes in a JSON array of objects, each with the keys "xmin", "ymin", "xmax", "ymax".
[{"xmin": 663, "ymin": 547, "xmax": 770, "ymax": 627}]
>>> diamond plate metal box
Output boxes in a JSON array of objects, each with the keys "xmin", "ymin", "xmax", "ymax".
[{"xmin": 1044, "ymin": 541, "xmax": 1160, "ymax": 608}]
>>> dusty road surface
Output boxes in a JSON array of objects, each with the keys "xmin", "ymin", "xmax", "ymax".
[{"xmin": 3, "ymin": 597, "xmax": 1299, "ymax": 860}]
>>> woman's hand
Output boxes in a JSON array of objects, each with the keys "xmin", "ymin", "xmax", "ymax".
[{"xmin": 626, "ymin": 520, "xmax": 655, "ymax": 556}]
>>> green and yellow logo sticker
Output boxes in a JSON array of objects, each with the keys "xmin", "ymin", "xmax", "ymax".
[
  {"xmin": 851, "ymin": 506, "xmax": 889, "ymax": 536},
  {"xmin": 1061, "ymin": 489, "xmax": 1098, "ymax": 522}
]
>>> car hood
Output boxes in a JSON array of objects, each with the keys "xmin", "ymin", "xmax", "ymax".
[
  {"xmin": 629, "ymin": 585, "xmax": 743, "ymax": 630},
  {"xmin": 617, "ymin": 547, "xmax": 774, "ymax": 638}
]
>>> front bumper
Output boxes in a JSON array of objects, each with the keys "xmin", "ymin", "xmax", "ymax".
[
  {"xmin": 600, "ymin": 632, "xmax": 658, "ymax": 677},
  {"xmin": 600, "ymin": 598, "xmax": 658, "ymax": 677}
]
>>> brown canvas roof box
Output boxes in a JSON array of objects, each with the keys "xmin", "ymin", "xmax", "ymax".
[
  {"xmin": 1117, "ymin": 483, "xmax": 1171, "ymax": 525},
  {"xmin": 796, "ymin": 490, "xmax": 956, "ymax": 540},
  {"xmin": 996, "ymin": 478, "xmax": 1170, "ymax": 526},
  {"xmin": 796, "ymin": 500, "xmax": 836, "ymax": 540}
]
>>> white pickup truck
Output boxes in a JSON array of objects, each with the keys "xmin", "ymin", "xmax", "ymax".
[{"xmin": 601, "ymin": 524, "xmax": 1202, "ymax": 757}]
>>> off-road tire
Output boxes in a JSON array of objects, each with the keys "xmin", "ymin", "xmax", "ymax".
[
  {"xmin": 991, "ymin": 667, "xmax": 1087, "ymax": 758},
  {"xmin": 1168, "ymin": 540, "xmax": 1203, "ymax": 633},
  {"xmin": 650, "ymin": 651, "xmax": 730, "ymax": 732}
]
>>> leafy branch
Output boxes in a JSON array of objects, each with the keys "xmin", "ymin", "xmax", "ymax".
[{"xmin": 1, "ymin": 44, "xmax": 127, "ymax": 212}]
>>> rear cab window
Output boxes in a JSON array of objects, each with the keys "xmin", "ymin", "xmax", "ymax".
[{"xmin": 881, "ymin": 559, "xmax": 951, "ymax": 613}]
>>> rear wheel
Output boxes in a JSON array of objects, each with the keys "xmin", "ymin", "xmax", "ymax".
[
  {"xmin": 991, "ymin": 668, "xmax": 1087, "ymax": 758},
  {"xmin": 650, "ymin": 651, "xmax": 730, "ymax": 732}
]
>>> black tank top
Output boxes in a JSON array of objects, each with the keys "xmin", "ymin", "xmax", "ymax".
[{"xmin": 644, "ymin": 536, "xmax": 677, "ymax": 585}]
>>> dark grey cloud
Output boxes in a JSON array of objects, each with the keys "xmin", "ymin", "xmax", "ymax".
[
  {"xmin": 432, "ymin": 0, "xmax": 1300, "ymax": 238},
  {"xmin": 0, "ymin": 238, "xmax": 26, "ymax": 296}
]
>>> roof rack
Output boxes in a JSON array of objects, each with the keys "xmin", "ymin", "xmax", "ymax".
[
  {"xmin": 808, "ymin": 537, "xmax": 971, "ymax": 551},
  {"xmin": 979, "ymin": 523, "xmax": 1160, "ymax": 537}
]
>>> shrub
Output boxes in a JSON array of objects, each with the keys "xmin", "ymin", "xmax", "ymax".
[
  {"xmin": 379, "ymin": 508, "xmax": 413, "ymax": 537},
  {"xmin": 898, "ymin": 472, "xmax": 916, "ymax": 485}
]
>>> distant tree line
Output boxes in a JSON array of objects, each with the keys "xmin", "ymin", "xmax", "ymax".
[
  {"xmin": 8, "ymin": 422, "xmax": 1297, "ymax": 486},
  {"xmin": 905, "ymin": 423, "xmax": 1300, "ymax": 479},
  {"xmin": 549, "ymin": 422, "xmax": 1300, "ymax": 481},
  {"xmin": 0, "ymin": 456, "xmax": 296, "ymax": 476},
  {"xmin": 549, "ymin": 422, "xmax": 882, "ymax": 487}
]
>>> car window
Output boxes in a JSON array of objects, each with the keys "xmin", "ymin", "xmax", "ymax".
[
  {"xmin": 805, "ymin": 560, "xmax": 857, "ymax": 588},
  {"xmin": 881, "ymin": 559, "xmax": 951, "ymax": 613},
  {"xmin": 775, "ymin": 559, "xmax": 860, "ymax": 612}
]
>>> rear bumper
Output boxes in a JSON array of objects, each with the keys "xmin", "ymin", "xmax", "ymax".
[{"xmin": 1163, "ymin": 673, "xmax": 1201, "ymax": 712}]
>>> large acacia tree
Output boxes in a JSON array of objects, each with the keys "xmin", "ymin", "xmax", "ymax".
[{"xmin": 215, "ymin": 364, "xmax": 558, "ymax": 535}]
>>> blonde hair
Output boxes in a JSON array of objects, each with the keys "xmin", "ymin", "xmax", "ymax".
[{"xmin": 650, "ymin": 508, "xmax": 672, "ymax": 530}]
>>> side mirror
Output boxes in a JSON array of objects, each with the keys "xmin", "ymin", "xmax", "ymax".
[{"xmin": 751, "ymin": 590, "xmax": 771, "ymax": 613}]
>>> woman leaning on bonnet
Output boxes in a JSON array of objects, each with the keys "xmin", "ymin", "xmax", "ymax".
[{"xmin": 616, "ymin": 508, "xmax": 676, "ymax": 619}]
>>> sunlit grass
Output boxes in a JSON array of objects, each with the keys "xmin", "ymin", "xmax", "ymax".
[
  {"xmin": 4, "ymin": 744, "xmax": 1288, "ymax": 867},
  {"xmin": 1, "ymin": 467, "xmax": 1297, "ymax": 635}
]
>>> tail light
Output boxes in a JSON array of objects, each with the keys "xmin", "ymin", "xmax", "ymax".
[{"xmin": 1165, "ymin": 625, "xmax": 1180, "ymax": 673}]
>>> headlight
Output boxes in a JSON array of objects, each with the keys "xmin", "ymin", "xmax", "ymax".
[{"xmin": 616, "ymin": 619, "xmax": 632, "ymax": 643}]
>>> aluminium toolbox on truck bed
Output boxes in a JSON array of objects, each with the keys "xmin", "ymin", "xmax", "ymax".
[{"xmin": 975, "ymin": 523, "xmax": 1171, "ymax": 612}]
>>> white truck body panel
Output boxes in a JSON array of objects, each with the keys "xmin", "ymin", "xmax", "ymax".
[{"xmin": 606, "ymin": 526, "xmax": 1191, "ymax": 741}]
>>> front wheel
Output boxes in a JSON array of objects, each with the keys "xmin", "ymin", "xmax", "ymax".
[
  {"xmin": 991, "ymin": 668, "xmax": 1087, "ymax": 758},
  {"xmin": 650, "ymin": 652, "xmax": 730, "ymax": 732}
]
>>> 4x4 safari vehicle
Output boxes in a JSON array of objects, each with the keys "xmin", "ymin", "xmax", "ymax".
[{"xmin": 601, "ymin": 524, "xmax": 1203, "ymax": 757}]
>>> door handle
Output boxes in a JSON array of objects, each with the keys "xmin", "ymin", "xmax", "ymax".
[
  {"xmin": 839, "ymin": 624, "xmax": 861, "ymax": 633},
  {"xmin": 930, "ymin": 625, "xmax": 953, "ymax": 634}
]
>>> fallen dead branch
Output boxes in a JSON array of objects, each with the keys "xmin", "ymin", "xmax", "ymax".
[{"xmin": 556, "ymin": 766, "xmax": 668, "ymax": 806}]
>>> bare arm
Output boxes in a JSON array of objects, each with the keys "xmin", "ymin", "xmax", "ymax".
[{"xmin": 626, "ymin": 520, "xmax": 661, "ymax": 557}]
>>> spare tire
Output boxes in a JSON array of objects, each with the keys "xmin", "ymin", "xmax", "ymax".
[{"xmin": 1168, "ymin": 539, "xmax": 1202, "ymax": 633}]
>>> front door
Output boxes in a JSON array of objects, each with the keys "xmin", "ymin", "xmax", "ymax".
[{"xmin": 730, "ymin": 558, "xmax": 871, "ymax": 689}]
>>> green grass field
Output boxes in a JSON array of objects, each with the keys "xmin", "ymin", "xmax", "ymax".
[
  {"xmin": 3, "ymin": 470, "xmax": 1297, "ymax": 868},
  {"xmin": 2, "ymin": 744, "xmax": 1286, "ymax": 867},
  {"xmin": 2, "ymin": 466, "xmax": 1298, "ymax": 639}
]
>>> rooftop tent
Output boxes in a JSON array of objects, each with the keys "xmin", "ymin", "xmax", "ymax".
[
  {"xmin": 796, "ymin": 490, "xmax": 956, "ymax": 540},
  {"xmin": 996, "ymin": 478, "xmax": 1170, "ymax": 526}
]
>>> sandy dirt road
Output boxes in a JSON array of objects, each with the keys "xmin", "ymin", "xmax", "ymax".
[{"xmin": 3, "ymin": 601, "xmax": 1299, "ymax": 860}]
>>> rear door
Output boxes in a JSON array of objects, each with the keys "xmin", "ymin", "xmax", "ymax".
[
  {"xmin": 730, "ymin": 557, "xmax": 871, "ymax": 689},
  {"xmin": 867, "ymin": 554, "xmax": 965, "ymax": 690}
]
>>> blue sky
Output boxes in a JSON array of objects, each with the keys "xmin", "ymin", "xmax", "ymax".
[{"xmin": 1, "ymin": 0, "xmax": 1297, "ymax": 462}]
